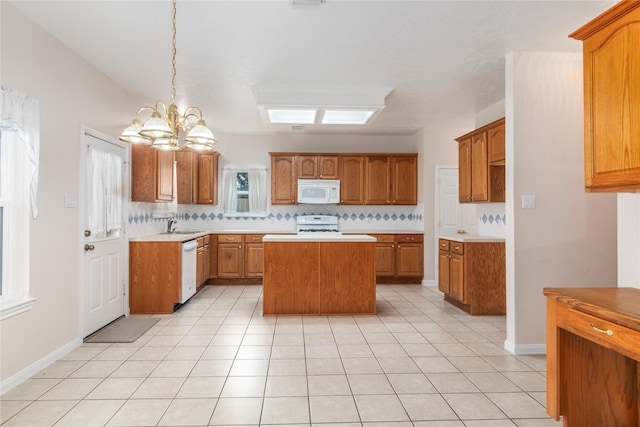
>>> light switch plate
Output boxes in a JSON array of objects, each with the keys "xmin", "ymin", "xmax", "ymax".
[
  {"xmin": 522, "ymin": 195, "xmax": 536, "ymax": 209},
  {"xmin": 64, "ymin": 193, "xmax": 77, "ymax": 208}
]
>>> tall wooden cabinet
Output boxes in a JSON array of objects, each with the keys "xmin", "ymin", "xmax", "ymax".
[
  {"xmin": 197, "ymin": 153, "xmax": 218, "ymax": 204},
  {"xmin": 270, "ymin": 155, "xmax": 297, "ymax": 204},
  {"xmin": 131, "ymin": 144, "xmax": 174, "ymax": 202},
  {"xmin": 455, "ymin": 118, "xmax": 505, "ymax": 203},
  {"xmin": 570, "ymin": 2, "xmax": 640, "ymax": 192},
  {"xmin": 340, "ymin": 156, "xmax": 366, "ymax": 204},
  {"xmin": 175, "ymin": 150, "xmax": 219, "ymax": 205},
  {"xmin": 438, "ymin": 238, "xmax": 505, "ymax": 315}
]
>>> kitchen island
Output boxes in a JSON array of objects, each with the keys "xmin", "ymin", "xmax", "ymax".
[{"xmin": 263, "ymin": 234, "xmax": 376, "ymax": 315}]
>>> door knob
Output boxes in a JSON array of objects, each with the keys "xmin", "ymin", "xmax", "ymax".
[
  {"xmin": 84, "ymin": 230, "xmax": 91, "ymax": 237},
  {"xmin": 84, "ymin": 244, "xmax": 95, "ymax": 251}
]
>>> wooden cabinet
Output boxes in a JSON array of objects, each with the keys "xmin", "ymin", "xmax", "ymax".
[
  {"xmin": 197, "ymin": 153, "xmax": 218, "ymax": 204},
  {"xmin": 570, "ymin": 3, "xmax": 640, "ymax": 192},
  {"xmin": 129, "ymin": 241, "xmax": 181, "ymax": 314},
  {"xmin": 298, "ymin": 155, "xmax": 339, "ymax": 179},
  {"xmin": 437, "ymin": 238, "xmax": 505, "ymax": 315},
  {"xmin": 175, "ymin": 150, "xmax": 219, "ymax": 205},
  {"xmin": 208, "ymin": 234, "xmax": 218, "ymax": 279},
  {"xmin": 370, "ymin": 234, "xmax": 423, "ymax": 283},
  {"xmin": 270, "ymin": 152, "xmax": 418, "ymax": 205},
  {"xmin": 175, "ymin": 150, "xmax": 198, "ymax": 204},
  {"xmin": 213, "ymin": 234, "xmax": 265, "ymax": 281},
  {"xmin": 131, "ymin": 144, "xmax": 174, "ymax": 202},
  {"xmin": 196, "ymin": 235, "xmax": 210, "ymax": 287},
  {"xmin": 217, "ymin": 234, "xmax": 243, "ymax": 278},
  {"xmin": 340, "ymin": 156, "xmax": 365, "ymax": 204},
  {"xmin": 455, "ymin": 118, "xmax": 505, "ymax": 203},
  {"xmin": 270, "ymin": 155, "xmax": 297, "ymax": 204},
  {"xmin": 263, "ymin": 240, "xmax": 376, "ymax": 315},
  {"xmin": 244, "ymin": 234, "xmax": 265, "ymax": 277},
  {"xmin": 545, "ymin": 287, "xmax": 640, "ymax": 426},
  {"xmin": 365, "ymin": 155, "xmax": 418, "ymax": 205}
]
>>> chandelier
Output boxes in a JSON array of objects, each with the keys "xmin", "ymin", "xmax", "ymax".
[{"xmin": 119, "ymin": 0, "xmax": 216, "ymax": 151}]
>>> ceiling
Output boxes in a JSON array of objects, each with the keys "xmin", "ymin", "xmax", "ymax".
[{"xmin": 10, "ymin": 0, "xmax": 612, "ymax": 136}]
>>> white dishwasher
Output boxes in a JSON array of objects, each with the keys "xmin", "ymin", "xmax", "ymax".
[{"xmin": 180, "ymin": 240, "xmax": 198, "ymax": 304}]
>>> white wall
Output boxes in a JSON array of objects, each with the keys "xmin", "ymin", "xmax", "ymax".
[
  {"xmin": 617, "ymin": 194, "xmax": 640, "ymax": 288},
  {"xmin": 0, "ymin": 3, "xmax": 141, "ymax": 387},
  {"xmin": 505, "ymin": 51, "xmax": 617, "ymax": 353}
]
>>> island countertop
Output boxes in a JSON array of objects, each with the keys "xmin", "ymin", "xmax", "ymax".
[
  {"xmin": 439, "ymin": 234, "xmax": 505, "ymax": 243},
  {"xmin": 263, "ymin": 234, "xmax": 376, "ymax": 243}
]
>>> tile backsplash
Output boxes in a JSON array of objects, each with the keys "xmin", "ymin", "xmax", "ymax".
[
  {"xmin": 476, "ymin": 203, "xmax": 506, "ymax": 237},
  {"xmin": 127, "ymin": 202, "xmax": 424, "ymax": 237}
]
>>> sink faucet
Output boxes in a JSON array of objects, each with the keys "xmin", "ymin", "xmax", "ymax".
[{"xmin": 167, "ymin": 217, "xmax": 177, "ymax": 234}]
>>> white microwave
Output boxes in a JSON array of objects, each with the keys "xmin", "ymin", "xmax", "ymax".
[{"xmin": 297, "ymin": 179, "xmax": 340, "ymax": 204}]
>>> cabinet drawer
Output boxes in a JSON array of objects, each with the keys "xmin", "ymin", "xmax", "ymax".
[
  {"xmin": 396, "ymin": 234, "xmax": 423, "ymax": 243},
  {"xmin": 565, "ymin": 308, "xmax": 640, "ymax": 362},
  {"xmin": 438, "ymin": 239, "xmax": 450, "ymax": 251},
  {"xmin": 197, "ymin": 237, "xmax": 205, "ymax": 248},
  {"xmin": 218, "ymin": 234, "xmax": 242, "ymax": 243},
  {"xmin": 203, "ymin": 235, "xmax": 210, "ymax": 245},
  {"xmin": 371, "ymin": 234, "xmax": 394, "ymax": 243},
  {"xmin": 245, "ymin": 234, "xmax": 265, "ymax": 243},
  {"xmin": 450, "ymin": 242, "xmax": 464, "ymax": 255}
]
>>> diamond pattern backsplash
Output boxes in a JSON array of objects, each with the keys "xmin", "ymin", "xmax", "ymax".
[{"xmin": 127, "ymin": 202, "xmax": 425, "ymax": 237}]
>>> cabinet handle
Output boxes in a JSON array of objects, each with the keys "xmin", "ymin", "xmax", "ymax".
[
  {"xmin": 238, "ymin": 245, "xmax": 242, "ymax": 249},
  {"xmin": 590, "ymin": 323, "xmax": 613, "ymax": 336},
  {"xmin": 409, "ymin": 237, "xmax": 414, "ymax": 241},
  {"xmin": 454, "ymin": 246, "xmax": 460, "ymax": 250},
  {"xmin": 252, "ymin": 237, "xmax": 260, "ymax": 241},
  {"xmin": 225, "ymin": 237, "xmax": 234, "ymax": 241}
]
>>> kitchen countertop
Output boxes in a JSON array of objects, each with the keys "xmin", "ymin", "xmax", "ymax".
[
  {"xmin": 439, "ymin": 233, "xmax": 505, "ymax": 243},
  {"xmin": 263, "ymin": 234, "xmax": 376, "ymax": 243},
  {"xmin": 130, "ymin": 229, "xmax": 423, "ymax": 242}
]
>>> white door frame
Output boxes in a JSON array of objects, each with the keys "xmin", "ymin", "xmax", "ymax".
[{"xmin": 78, "ymin": 126, "xmax": 130, "ymax": 339}]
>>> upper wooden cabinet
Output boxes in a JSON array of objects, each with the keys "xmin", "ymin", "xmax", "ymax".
[
  {"xmin": 298, "ymin": 155, "xmax": 339, "ymax": 179},
  {"xmin": 131, "ymin": 144, "xmax": 174, "ymax": 202},
  {"xmin": 175, "ymin": 150, "xmax": 219, "ymax": 205},
  {"xmin": 570, "ymin": 2, "xmax": 640, "ymax": 192},
  {"xmin": 270, "ymin": 152, "xmax": 418, "ymax": 205},
  {"xmin": 197, "ymin": 153, "xmax": 219, "ymax": 205},
  {"xmin": 270, "ymin": 155, "xmax": 297, "ymax": 204},
  {"xmin": 455, "ymin": 118, "xmax": 505, "ymax": 203},
  {"xmin": 340, "ymin": 156, "xmax": 366, "ymax": 205}
]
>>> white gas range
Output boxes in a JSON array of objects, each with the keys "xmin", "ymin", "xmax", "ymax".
[{"xmin": 296, "ymin": 215, "xmax": 342, "ymax": 235}]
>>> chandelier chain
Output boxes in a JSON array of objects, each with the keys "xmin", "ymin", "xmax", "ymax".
[{"xmin": 171, "ymin": 0, "xmax": 177, "ymax": 105}]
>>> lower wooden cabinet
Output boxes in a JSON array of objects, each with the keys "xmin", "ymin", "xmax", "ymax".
[
  {"xmin": 217, "ymin": 235, "xmax": 243, "ymax": 278},
  {"xmin": 370, "ymin": 234, "xmax": 423, "ymax": 284},
  {"xmin": 245, "ymin": 234, "xmax": 265, "ymax": 278},
  {"xmin": 438, "ymin": 238, "xmax": 505, "ymax": 315},
  {"xmin": 196, "ymin": 235, "xmax": 210, "ymax": 287},
  {"xmin": 209, "ymin": 234, "xmax": 265, "ymax": 284}
]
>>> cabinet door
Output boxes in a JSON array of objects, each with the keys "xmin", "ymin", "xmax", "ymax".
[
  {"xmin": 197, "ymin": 153, "xmax": 218, "ymax": 205},
  {"xmin": 438, "ymin": 250, "xmax": 450, "ymax": 294},
  {"xmin": 458, "ymin": 138, "xmax": 472, "ymax": 203},
  {"xmin": 374, "ymin": 242, "xmax": 395, "ymax": 276},
  {"xmin": 391, "ymin": 156, "xmax": 417, "ymax": 205},
  {"xmin": 365, "ymin": 156, "xmax": 391, "ymax": 205},
  {"xmin": 487, "ymin": 120, "xmax": 506, "ymax": 164},
  {"xmin": 175, "ymin": 150, "xmax": 198, "ymax": 204},
  {"xmin": 471, "ymin": 133, "xmax": 489, "ymax": 202},
  {"xmin": 298, "ymin": 155, "xmax": 318, "ymax": 178},
  {"xmin": 245, "ymin": 243, "xmax": 264, "ymax": 277},
  {"xmin": 217, "ymin": 243, "xmax": 243, "ymax": 278},
  {"xmin": 340, "ymin": 156, "xmax": 365, "ymax": 204},
  {"xmin": 396, "ymin": 243, "xmax": 423, "ymax": 277},
  {"xmin": 450, "ymin": 253, "xmax": 465, "ymax": 302},
  {"xmin": 196, "ymin": 246, "xmax": 205, "ymax": 285},
  {"xmin": 131, "ymin": 144, "xmax": 174, "ymax": 202},
  {"xmin": 581, "ymin": 8, "xmax": 640, "ymax": 191},
  {"xmin": 203, "ymin": 243, "xmax": 210, "ymax": 281},
  {"xmin": 271, "ymin": 155, "xmax": 297, "ymax": 204},
  {"xmin": 318, "ymin": 156, "xmax": 339, "ymax": 179},
  {"xmin": 209, "ymin": 235, "xmax": 218, "ymax": 279}
]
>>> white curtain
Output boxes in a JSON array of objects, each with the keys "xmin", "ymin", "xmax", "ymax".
[
  {"xmin": 0, "ymin": 86, "xmax": 40, "ymax": 219},
  {"xmin": 87, "ymin": 147, "xmax": 123, "ymax": 235},
  {"xmin": 222, "ymin": 168, "xmax": 238, "ymax": 213},
  {"xmin": 248, "ymin": 168, "xmax": 268, "ymax": 214}
]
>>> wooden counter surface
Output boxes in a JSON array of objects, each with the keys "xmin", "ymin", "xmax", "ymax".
[{"xmin": 544, "ymin": 287, "xmax": 640, "ymax": 426}]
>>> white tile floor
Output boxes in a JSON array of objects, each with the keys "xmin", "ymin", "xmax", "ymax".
[{"xmin": 0, "ymin": 285, "xmax": 562, "ymax": 426}]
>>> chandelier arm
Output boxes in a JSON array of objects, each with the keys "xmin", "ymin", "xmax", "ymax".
[
  {"xmin": 135, "ymin": 106, "xmax": 158, "ymax": 118},
  {"xmin": 154, "ymin": 101, "xmax": 168, "ymax": 117},
  {"xmin": 183, "ymin": 106, "xmax": 205, "ymax": 121}
]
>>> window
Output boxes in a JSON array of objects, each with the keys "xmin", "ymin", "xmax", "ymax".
[
  {"xmin": 0, "ymin": 86, "xmax": 39, "ymax": 320},
  {"xmin": 222, "ymin": 168, "xmax": 268, "ymax": 217}
]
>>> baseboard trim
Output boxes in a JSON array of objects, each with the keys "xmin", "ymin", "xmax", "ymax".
[
  {"xmin": 0, "ymin": 337, "xmax": 82, "ymax": 395},
  {"xmin": 421, "ymin": 280, "xmax": 436, "ymax": 287},
  {"xmin": 504, "ymin": 340, "xmax": 546, "ymax": 355}
]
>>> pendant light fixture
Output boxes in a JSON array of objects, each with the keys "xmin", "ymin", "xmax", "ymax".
[{"xmin": 119, "ymin": 0, "xmax": 217, "ymax": 151}]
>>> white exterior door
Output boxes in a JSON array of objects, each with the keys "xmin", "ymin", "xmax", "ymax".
[
  {"xmin": 82, "ymin": 130, "xmax": 126, "ymax": 337},
  {"xmin": 437, "ymin": 167, "xmax": 477, "ymax": 236}
]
